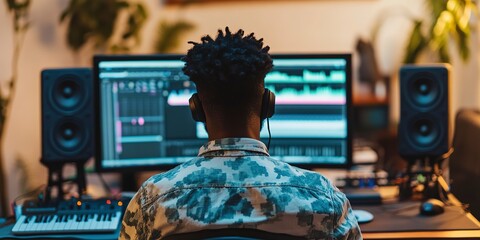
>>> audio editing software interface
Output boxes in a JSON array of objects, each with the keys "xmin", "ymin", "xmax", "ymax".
[{"xmin": 96, "ymin": 55, "xmax": 350, "ymax": 170}]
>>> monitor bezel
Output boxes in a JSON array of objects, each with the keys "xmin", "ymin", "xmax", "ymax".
[{"xmin": 93, "ymin": 53, "xmax": 353, "ymax": 172}]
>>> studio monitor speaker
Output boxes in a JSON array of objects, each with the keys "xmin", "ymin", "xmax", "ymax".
[
  {"xmin": 41, "ymin": 68, "xmax": 94, "ymax": 164},
  {"xmin": 399, "ymin": 64, "xmax": 451, "ymax": 158}
]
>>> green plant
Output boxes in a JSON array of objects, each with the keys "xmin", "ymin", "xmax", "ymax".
[
  {"xmin": 59, "ymin": 0, "xmax": 148, "ymax": 53},
  {"xmin": 1, "ymin": 0, "xmax": 31, "ymax": 217},
  {"xmin": 154, "ymin": 20, "xmax": 195, "ymax": 53},
  {"xmin": 153, "ymin": 0, "xmax": 195, "ymax": 53},
  {"xmin": 404, "ymin": 0, "xmax": 477, "ymax": 63}
]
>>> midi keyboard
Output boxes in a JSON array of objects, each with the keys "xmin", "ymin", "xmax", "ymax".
[{"xmin": 12, "ymin": 198, "xmax": 127, "ymax": 235}]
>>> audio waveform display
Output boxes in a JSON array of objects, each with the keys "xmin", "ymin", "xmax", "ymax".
[
  {"xmin": 196, "ymin": 118, "xmax": 346, "ymax": 139},
  {"xmin": 265, "ymin": 70, "xmax": 345, "ymax": 83},
  {"xmin": 267, "ymin": 84, "xmax": 345, "ymax": 105},
  {"xmin": 167, "ymin": 89, "xmax": 196, "ymax": 106},
  {"xmin": 270, "ymin": 144, "xmax": 341, "ymax": 158},
  {"xmin": 269, "ymin": 140, "xmax": 346, "ymax": 164}
]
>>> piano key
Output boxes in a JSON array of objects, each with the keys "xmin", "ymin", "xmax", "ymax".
[
  {"xmin": 84, "ymin": 215, "xmax": 98, "ymax": 230},
  {"xmin": 40, "ymin": 216, "xmax": 54, "ymax": 232},
  {"xmin": 75, "ymin": 214, "xmax": 82, "ymax": 222},
  {"xmin": 97, "ymin": 215, "xmax": 108, "ymax": 230},
  {"xmin": 34, "ymin": 215, "xmax": 42, "ymax": 223},
  {"xmin": 20, "ymin": 216, "xmax": 36, "ymax": 232},
  {"xmin": 108, "ymin": 212, "xmax": 122, "ymax": 230},
  {"xmin": 12, "ymin": 216, "xmax": 26, "ymax": 232},
  {"xmin": 99, "ymin": 216, "xmax": 109, "ymax": 230},
  {"xmin": 64, "ymin": 217, "xmax": 75, "ymax": 231},
  {"xmin": 44, "ymin": 215, "xmax": 57, "ymax": 231},
  {"xmin": 12, "ymin": 198, "xmax": 125, "ymax": 235},
  {"xmin": 80, "ymin": 215, "xmax": 91, "ymax": 230},
  {"xmin": 37, "ymin": 222, "xmax": 48, "ymax": 232},
  {"xmin": 32, "ymin": 217, "xmax": 43, "ymax": 231},
  {"xmin": 57, "ymin": 218, "xmax": 67, "ymax": 231}
]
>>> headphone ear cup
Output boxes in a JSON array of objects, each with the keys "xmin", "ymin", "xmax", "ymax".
[
  {"xmin": 261, "ymin": 88, "xmax": 276, "ymax": 120},
  {"xmin": 189, "ymin": 93, "xmax": 206, "ymax": 122}
]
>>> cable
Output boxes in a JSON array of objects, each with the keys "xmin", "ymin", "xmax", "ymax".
[
  {"xmin": 13, "ymin": 184, "xmax": 46, "ymax": 206},
  {"xmin": 437, "ymin": 147, "xmax": 454, "ymax": 162},
  {"xmin": 431, "ymin": 152, "xmax": 469, "ymax": 211},
  {"xmin": 266, "ymin": 117, "xmax": 271, "ymax": 150},
  {"xmin": 12, "ymin": 185, "xmax": 47, "ymax": 220}
]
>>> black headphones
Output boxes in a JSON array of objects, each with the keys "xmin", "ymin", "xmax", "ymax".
[{"xmin": 189, "ymin": 88, "xmax": 276, "ymax": 123}]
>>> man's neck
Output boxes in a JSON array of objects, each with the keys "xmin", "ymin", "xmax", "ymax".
[{"xmin": 206, "ymin": 117, "xmax": 261, "ymax": 141}]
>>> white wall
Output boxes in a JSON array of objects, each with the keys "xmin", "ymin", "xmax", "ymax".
[{"xmin": 0, "ymin": 0, "xmax": 478, "ymax": 211}]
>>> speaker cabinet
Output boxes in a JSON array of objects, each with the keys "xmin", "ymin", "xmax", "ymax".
[
  {"xmin": 399, "ymin": 65, "xmax": 451, "ymax": 158},
  {"xmin": 41, "ymin": 68, "xmax": 94, "ymax": 163}
]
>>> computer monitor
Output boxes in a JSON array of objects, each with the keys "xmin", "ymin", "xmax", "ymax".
[{"xmin": 94, "ymin": 54, "xmax": 352, "ymax": 172}]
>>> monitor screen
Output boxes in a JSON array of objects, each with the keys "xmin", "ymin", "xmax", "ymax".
[{"xmin": 94, "ymin": 54, "xmax": 352, "ymax": 171}]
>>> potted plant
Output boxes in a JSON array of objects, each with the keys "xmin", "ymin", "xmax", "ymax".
[
  {"xmin": 403, "ymin": 0, "xmax": 477, "ymax": 63},
  {"xmin": 0, "ymin": 0, "xmax": 31, "ymax": 217},
  {"xmin": 60, "ymin": 0, "xmax": 148, "ymax": 53}
]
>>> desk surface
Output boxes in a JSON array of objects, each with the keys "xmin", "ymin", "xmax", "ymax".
[
  {"xmin": 1, "ymin": 196, "xmax": 479, "ymax": 239},
  {"xmin": 356, "ymin": 199, "xmax": 480, "ymax": 239},
  {"xmin": 363, "ymin": 231, "xmax": 480, "ymax": 240},
  {"xmin": 360, "ymin": 204, "xmax": 480, "ymax": 239}
]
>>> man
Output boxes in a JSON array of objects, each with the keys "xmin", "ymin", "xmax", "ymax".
[{"xmin": 120, "ymin": 27, "xmax": 361, "ymax": 239}]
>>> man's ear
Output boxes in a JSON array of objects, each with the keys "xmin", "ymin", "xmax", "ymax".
[{"xmin": 189, "ymin": 93, "xmax": 206, "ymax": 122}]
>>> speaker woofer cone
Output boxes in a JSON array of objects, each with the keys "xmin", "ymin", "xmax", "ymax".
[
  {"xmin": 50, "ymin": 74, "xmax": 88, "ymax": 113},
  {"xmin": 51, "ymin": 118, "xmax": 89, "ymax": 156},
  {"xmin": 407, "ymin": 72, "xmax": 442, "ymax": 109},
  {"xmin": 406, "ymin": 115, "xmax": 443, "ymax": 150}
]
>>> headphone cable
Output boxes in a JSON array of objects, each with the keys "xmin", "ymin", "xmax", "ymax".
[{"xmin": 267, "ymin": 117, "xmax": 271, "ymax": 150}]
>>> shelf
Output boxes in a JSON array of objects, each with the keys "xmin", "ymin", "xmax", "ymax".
[{"xmin": 353, "ymin": 95, "xmax": 388, "ymax": 106}]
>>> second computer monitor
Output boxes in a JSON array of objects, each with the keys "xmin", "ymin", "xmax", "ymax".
[{"xmin": 94, "ymin": 54, "xmax": 352, "ymax": 171}]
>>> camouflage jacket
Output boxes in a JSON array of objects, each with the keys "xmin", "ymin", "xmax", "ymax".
[{"xmin": 120, "ymin": 138, "xmax": 361, "ymax": 239}]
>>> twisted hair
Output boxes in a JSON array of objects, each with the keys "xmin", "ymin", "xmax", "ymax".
[{"xmin": 182, "ymin": 27, "xmax": 272, "ymax": 111}]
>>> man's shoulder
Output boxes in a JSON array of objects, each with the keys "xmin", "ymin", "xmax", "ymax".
[
  {"xmin": 142, "ymin": 160, "xmax": 193, "ymax": 188},
  {"xmin": 141, "ymin": 155, "xmax": 338, "ymax": 197},
  {"xmin": 260, "ymin": 157, "xmax": 337, "ymax": 190}
]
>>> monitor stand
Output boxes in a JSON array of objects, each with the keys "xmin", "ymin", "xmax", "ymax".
[{"xmin": 41, "ymin": 160, "xmax": 87, "ymax": 202}]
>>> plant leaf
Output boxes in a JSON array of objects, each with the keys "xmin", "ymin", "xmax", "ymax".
[
  {"xmin": 154, "ymin": 20, "xmax": 195, "ymax": 53},
  {"xmin": 438, "ymin": 44, "xmax": 450, "ymax": 63},
  {"xmin": 60, "ymin": 0, "xmax": 147, "ymax": 52},
  {"xmin": 115, "ymin": 1, "xmax": 129, "ymax": 9},
  {"xmin": 403, "ymin": 21, "xmax": 427, "ymax": 63}
]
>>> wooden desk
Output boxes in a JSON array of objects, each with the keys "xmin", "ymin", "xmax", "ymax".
[
  {"xmin": 363, "ymin": 230, "xmax": 480, "ymax": 240},
  {"xmin": 356, "ymin": 191, "xmax": 480, "ymax": 239}
]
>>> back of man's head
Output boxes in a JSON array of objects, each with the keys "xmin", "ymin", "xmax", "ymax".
[{"xmin": 182, "ymin": 27, "xmax": 273, "ymax": 119}]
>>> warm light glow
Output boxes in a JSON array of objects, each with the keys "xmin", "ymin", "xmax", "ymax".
[
  {"xmin": 76, "ymin": 201, "xmax": 82, "ymax": 206},
  {"xmin": 118, "ymin": 201, "xmax": 123, "ymax": 207},
  {"xmin": 106, "ymin": 199, "xmax": 112, "ymax": 205}
]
